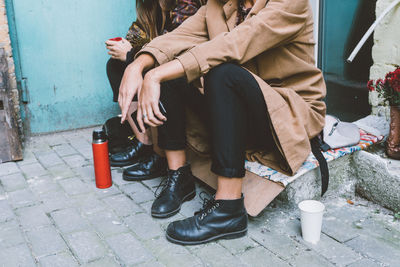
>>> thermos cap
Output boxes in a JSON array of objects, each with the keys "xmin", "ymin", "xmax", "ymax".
[{"xmin": 93, "ymin": 129, "xmax": 107, "ymax": 142}]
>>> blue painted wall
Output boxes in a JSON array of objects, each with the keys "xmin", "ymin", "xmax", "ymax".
[{"xmin": 6, "ymin": 0, "xmax": 136, "ymax": 134}]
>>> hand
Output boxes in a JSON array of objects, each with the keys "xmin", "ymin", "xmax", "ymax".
[
  {"xmin": 118, "ymin": 64, "xmax": 143, "ymax": 123},
  {"xmin": 137, "ymin": 70, "xmax": 167, "ymax": 132},
  {"xmin": 105, "ymin": 38, "xmax": 132, "ymax": 62}
]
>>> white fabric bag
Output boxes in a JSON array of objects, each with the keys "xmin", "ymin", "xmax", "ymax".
[{"xmin": 323, "ymin": 115, "xmax": 360, "ymax": 149}]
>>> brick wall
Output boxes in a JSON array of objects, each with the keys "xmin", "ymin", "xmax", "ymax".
[
  {"xmin": 0, "ymin": 0, "xmax": 22, "ymax": 140},
  {"xmin": 370, "ymin": 0, "xmax": 400, "ymax": 115}
]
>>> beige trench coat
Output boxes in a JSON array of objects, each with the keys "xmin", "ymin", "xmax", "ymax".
[{"xmin": 137, "ymin": 0, "xmax": 326, "ymax": 176}]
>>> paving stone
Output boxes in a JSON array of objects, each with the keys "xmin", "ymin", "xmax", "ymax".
[
  {"xmin": 36, "ymin": 151, "xmax": 64, "ymax": 168},
  {"xmin": 58, "ymin": 177, "xmax": 92, "ymax": 196},
  {"xmin": 83, "ymin": 257, "xmax": 121, "ymax": 267},
  {"xmin": 8, "ymin": 188, "xmax": 37, "ymax": 209},
  {"xmin": 0, "ymin": 161, "xmax": 20, "ymax": 176},
  {"xmin": 124, "ymin": 213, "xmax": 163, "ymax": 240},
  {"xmin": 53, "ymin": 143, "xmax": 78, "ymax": 157},
  {"xmin": 71, "ymin": 194, "xmax": 106, "ymax": 215},
  {"xmin": 179, "ymin": 194, "xmax": 203, "ymax": 218},
  {"xmin": 51, "ymin": 208, "xmax": 90, "ymax": 234},
  {"xmin": 26, "ymin": 225, "xmax": 67, "ymax": 257},
  {"xmin": 63, "ymin": 154, "xmax": 87, "ymax": 168},
  {"xmin": 79, "ymin": 148, "xmax": 94, "ymax": 160},
  {"xmin": 0, "ymin": 172, "xmax": 28, "ymax": 192},
  {"xmin": 346, "ymin": 258, "xmax": 383, "ymax": 267},
  {"xmin": 142, "ymin": 177, "xmax": 164, "ymax": 192},
  {"xmin": 42, "ymin": 134, "xmax": 68, "ymax": 146},
  {"xmin": 145, "ymin": 236, "xmax": 202, "ymax": 266},
  {"xmin": 248, "ymin": 226, "xmax": 303, "ymax": 261},
  {"xmin": 103, "ymin": 194, "xmax": 142, "ymax": 217},
  {"xmin": 0, "ymin": 243, "xmax": 36, "ymax": 267},
  {"xmin": 0, "ymin": 200, "xmax": 15, "ymax": 222},
  {"xmin": 65, "ymin": 230, "xmax": 107, "ymax": 264},
  {"xmin": 69, "ymin": 138, "xmax": 91, "ymax": 152},
  {"xmin": 218, "ymin": 235, "xmax": 259, "ymax": 255},
  {"xmin": 298, "ymin": 233, "xmax": 362, "ymax": 266},
  {"xmin": 139, "ymin": 260, "xmax": 166, "ymax": 267},
  {"xmin": 120, "ymin": 182, "xmax": 155, "ymax": 203},
  {"xmin": 16, "ymin": 205, "xmax": 51, "ymax": 229},
  {"xmin": 92, "ymin": 184, "xmax": 120, "ymax": 198},
  {"xmin": 40, "ymin": 190, "xmax": 72, "ymax": 213},
  {"xmin": 17, "ymin": 150, "xmax": 38, "ymax": 166},
  {"xmin": 345, "ymin": 234, "xmax": 400, "ymax": 266},
  {"xmin": 0, "ymin": 220, "xmax": 25, "ymax": 249},
  {"xmin": 239, "ymin": 246, "xmax": 289, "ymax": 267},
  {"xmin": 73, "ymin": 165, "xmax": 95, "ymax": 182},
  {"xmin": 110, "ymin": 168, "xmax": 130, "ymax": 186},
  {"xmin": 27, "ymin": 175, "xmax": 62, "ymax": 195},
  {"xmin": 47, "ymin": 164, "xmax": 76, "ymax": 180},
  {"xmin": 19, "ymin": 162, "xmax": 48, "ymax": 178},
  {"xmin": 106, "ymin": 233, "xmax": 154, "ymax": 265},
  {"xmin": 193, "ymin": 243, "xmax": 246, "ymax": 267},
  {"xmin": 86, "ymin": 210, "xmax": 129, "ymax": 237},
  {"xmin": 39, "ymin": 251, "xmax": 79, "ymax": 267},
  {"xmin": 289, "ymin": 249, "xmax": 334, "ymax": 267},
  {"xmin": 139, "ymin": 200, "xmax": 186, "ymax": 225}
]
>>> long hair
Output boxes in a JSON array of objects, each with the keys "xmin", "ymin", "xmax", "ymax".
[{"xmin": 136, "ymin": 0, "xmax": 176, "ymax": 40}]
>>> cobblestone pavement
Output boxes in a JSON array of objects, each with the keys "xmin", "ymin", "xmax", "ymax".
[{"xmin": 1, "ymin": 127, "xmax": 400, "ymax": 266}]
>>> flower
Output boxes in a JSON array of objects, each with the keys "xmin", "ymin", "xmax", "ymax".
[
  {"xmin": 367, "ymin": 80, "xmax": 374, "ymax": 91},
  {"xmin": 368, "ymin": 67, "xmax": 400, "ymax": 106}
]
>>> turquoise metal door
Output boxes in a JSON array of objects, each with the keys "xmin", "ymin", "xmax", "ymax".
[{"xmin": 6, "ymin": 0, "xmax": 135, "ymax": 134}]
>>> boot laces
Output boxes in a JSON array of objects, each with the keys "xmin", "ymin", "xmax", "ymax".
[
  {"xmin": 195, "ymin": 192, "xmax": 219, "ymax": 220},
  {"xmin": 154, "ymin": 170, "xmax": 180, "ymax": 198}
]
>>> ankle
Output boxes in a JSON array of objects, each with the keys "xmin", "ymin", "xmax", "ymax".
[{"xmin": 214, "ymin": 192, "xmax": 242, "ymax": 200}]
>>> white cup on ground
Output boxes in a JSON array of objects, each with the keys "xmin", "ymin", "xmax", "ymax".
[{"xmin": 298, "ymin": 200, "xmax": 325, "ymax": 244}]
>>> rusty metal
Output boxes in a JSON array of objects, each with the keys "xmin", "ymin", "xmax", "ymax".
[{"xmin": 386, "ymin": 106, "xmax": 400, "ymax": 160}]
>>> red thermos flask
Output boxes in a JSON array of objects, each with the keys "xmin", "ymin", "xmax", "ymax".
[{"xmin": 92, "ymin": 129, "xmax": 112, "ymax": 189}]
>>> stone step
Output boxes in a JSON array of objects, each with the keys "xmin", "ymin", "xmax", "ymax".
[
  {"xmin": 278, "ymin": 145, "xmax": 400, "ymax": 212},
  {"xmin": 278, "ymin": 115, "xmax": 400, "ymax": 212}
]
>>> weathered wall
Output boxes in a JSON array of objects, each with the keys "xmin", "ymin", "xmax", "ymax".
[
  {"xmin": 0, "ymin": 0, "xmax": 22, "ymax": 139},
  {"xmin": 370, "ymin": 0, "xmax": 400, "ymax": 115}
]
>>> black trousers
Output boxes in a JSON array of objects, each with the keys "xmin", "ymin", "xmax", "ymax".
[
  {"xmin": 106, "ymin": 58, "xmax": 128, "ymax": 102},
  {"xmin": 158, "ymin": 63, "xmax": 274, "ymax": 178}
]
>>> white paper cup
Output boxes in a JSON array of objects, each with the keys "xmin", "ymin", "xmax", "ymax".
[{"xmin": 298, "ymin": 200, "xmax": 325, "ymax": 244}]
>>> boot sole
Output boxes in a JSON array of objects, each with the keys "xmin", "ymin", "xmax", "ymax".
[
  {"xmin": 151, "ymin": 190, "xmax": 196, "ymax": 219},
  {"xmin": 122, "ymin": 170, "xmax": 167, "ymax": 182},
  {"xmin": 166, "ymin": 228, "xmax": 248, "ymax": 245},
  {"xmin": 109, "ymin": 159, "xmax": 137, "ymax": 167}
]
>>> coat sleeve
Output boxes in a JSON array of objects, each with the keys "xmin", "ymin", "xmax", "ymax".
[
  {"xmin": 135, "ymin": 6, "xmax": 209, "ymax": 66},
  {"xmin": 178, "ymin": 0, "xmax": 310, "ymax": 82}
]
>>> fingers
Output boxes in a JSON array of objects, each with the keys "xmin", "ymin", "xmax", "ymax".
[
  {"xmin": 152, "ymin": 102, "xmax": 167, "ymax": 122},
  {"xmin": 136, "ymin": 105, "xmax": 146, "ymax": 133},
  {"xmin": 143, "ymin": 105, "xmax": 162, "ymax": 127}
]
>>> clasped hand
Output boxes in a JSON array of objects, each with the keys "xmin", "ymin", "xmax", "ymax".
[{"xmin": 118, "ymin": 66, "xmax": 167, "ymax": 132}]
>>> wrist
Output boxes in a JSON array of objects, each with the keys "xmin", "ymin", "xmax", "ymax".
[{"xmin": 146, "ymin": 68, "xmax": 162, "ymax": 83}]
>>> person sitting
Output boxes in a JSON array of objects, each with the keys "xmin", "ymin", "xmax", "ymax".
[
  {"xmin": 119, "ymin": 0, "xmax": 326, "ymax": 245},
  {"xmin": 105, "ymin": 0, "xmax": 206, "ymax": 181}
]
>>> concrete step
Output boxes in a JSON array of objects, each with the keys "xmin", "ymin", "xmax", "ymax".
[
  {"xmin": 354, "ymin": 145, "xmax": 400, "ymax": 212},
  {"xmin": 278, "ymin": 115, "xmax": 400, "ymax": 212}
]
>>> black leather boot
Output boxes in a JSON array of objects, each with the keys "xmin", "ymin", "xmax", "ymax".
[
  {"xmin": 166, "ymin": 195, "xmax": 248, "ymax": 245},
  {"xmin": 109, "ymin": 138, "xmax": 153, "ymax": 167},
  {"xmin": 151, "ymin": 164, "xmax": 196, "ymax": 218},
  {"xmin": 123, "ymin": 153, "xmax": 168, "ymax": 181}
]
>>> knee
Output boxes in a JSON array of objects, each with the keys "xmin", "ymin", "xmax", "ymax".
[
  {"xmin": 204, "ymin": 63, "xmax": 240, "ymax": 97},
  {"xmin": 106, "ymin": 58, "xmax": 124, "ymax": 75}
]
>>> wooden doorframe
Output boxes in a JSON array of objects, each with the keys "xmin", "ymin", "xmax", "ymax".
[{"xmin": 0, "ymin": 47, "xmax": 22, "ymax": 163}]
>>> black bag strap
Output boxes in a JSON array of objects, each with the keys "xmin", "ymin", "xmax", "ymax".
[{"xmin": 310, "ymin": 135, "xmax": 329, "ymax": 197}]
